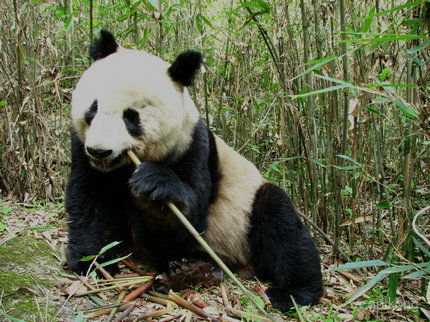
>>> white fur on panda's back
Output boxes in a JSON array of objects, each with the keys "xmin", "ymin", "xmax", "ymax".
[{"xmin": 204, "ymin": 136, "xmax": 264, "ymax": 266}]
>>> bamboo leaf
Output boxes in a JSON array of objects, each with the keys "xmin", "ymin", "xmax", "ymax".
[
  {"xmin": 291, "ymin": 56, "xmax": 337, "ymax": 82},
  {"xmin": 196, "ymin": 15, "xmax": 202, "ymax": 33},
  {"xmin": 200, "ymin": 15, "xmax": 213, "ymax": 28},
  {"xmin": 23, "ymin": 225, "xmax": 56, "ymax": 231},
  {"xmin": 371, "ymin": 0, "xmax": 426, "ymax": 19},
  {"xmin": 332, "ymin": 165, "xmax": 361, "ymax": 171},
  {"xmin": 79, "ymin": 255, "xmax": 96, "ymax": 262},
  {"xmin": 343, "ymin": 272, "xmax": 388, "ymax": 306},
  {"xmin": 382, "ymin": 262, "xmax": 430, "ymax": 274},
  {"xmin": 64, "ymin": 14, "xmax": 73, "ymax": 30},
  {"xmin": 332, "ymin": 260, "xmax": 389, "ymax": 271},
  {"xmin": 309, "ymin": 158, "xmax": 327, "ymax": 168},
  {"xmin": 364, "ymin": 105, "xmax": 382, "ymax": 114},
  {"xmin": 292, "ymin": 84, "xmax": 350, "ymax": 99},
  {"xmin": 263, "ymin": 72, "xmax": 269, "ymax": 90},
  {"xmin": 403, "ymin": 269, "xmax": 430, "ymax": 279},
  {"xmin": 362, "ymin": 7, "xmax": 375, "ymax": 33},
  {"xmin": 256, "ymin": 0, "xmax": 270, "ymax": 10},
  {"xmin": 393, "ymin": 100, "xmax": 418, "ymax": 119},
  {"xmin": 380, "ymin": 68, "xmax": 389, "ymax": 82},
  {"xmin": 99, "ymin": 241, "xmax": 121, "ymax": 256},
  {"xmin": 241, "ymin": 0, "xmax": 270, "ymax": 12},
  {"xmin": 336, "ymin": 155, "xmax": 362, "ymax": 167},
  {"xmin": 96, "ymin": 254, "xmax": 130, "ymax": 270},
  {"xmin": 148, "ymin": 0, "xmax": 158, "ymax": 8},
  {"xmin": 313, "ymin": 74, "xmax": 352, "ymax": 86},
  {"xmin": 376, "ymin": 201, "xmax": 390, "ymax": 209},
  {"xmin": 337, "ymin": 32, "xmax": 429, "ymax": 43},
  {"xmin": 388, "ymin": 272, "xmax": 399, "ymax": 303},
  {"xmin": 407, "ymin": 39, "xmax": 430, "ymax": 54},
  {"xmin": 89, "ymin": 254, "xmax": 131, "ymax": 278},
  {"xmin": 279, "ymin": 156, "xmax": 303, "ymax": 162},
  {"xmin": 74, "ymin": 312, "xmax": 84, "ymax": 322},
  {"xmin": 372, "ymin": 97, "xmax": 389, "ymax": 104},
  {"xmin": 413, "ymin": 237, "xmax": 430, "ymax": 258},
  {"xmin": 0, "ymin": 309, "xmax": 25, "ymax": 322}
]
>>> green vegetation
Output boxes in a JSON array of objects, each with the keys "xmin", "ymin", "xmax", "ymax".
[
  {"xmin": 0, "ymin": 0, "xmax": 429, "ymax": 319},
  {"xmin": 0, "ymin": 236, "xmax": 62, "ymax": 320}
]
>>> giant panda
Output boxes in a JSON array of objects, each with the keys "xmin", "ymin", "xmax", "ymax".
[{"xmin": 66, "ymin": 30, "xmax": 323, "ymax": 312}]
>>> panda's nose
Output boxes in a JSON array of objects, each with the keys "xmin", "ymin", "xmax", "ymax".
[{"xmin": 86, "ymin": 147, "xmax": 113, "ymax": 159}]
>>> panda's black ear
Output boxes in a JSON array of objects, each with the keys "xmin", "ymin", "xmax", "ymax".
[
  {"xmin": 89, "ymin": 30, "xmax": 119, "ymax": 61},
  {"xmin": 168, "ymin": 51, "xmax": 203, "ymax": 87}
]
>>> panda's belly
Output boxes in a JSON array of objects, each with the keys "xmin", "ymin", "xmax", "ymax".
[{"xmin": 204, "ymin": 136, "xmax": 264, "ymax": 266}]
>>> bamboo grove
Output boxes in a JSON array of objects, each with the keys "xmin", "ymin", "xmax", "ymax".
[{"xmin": 0, "ymin": 0, "xmax": 429, "ymax": 261}]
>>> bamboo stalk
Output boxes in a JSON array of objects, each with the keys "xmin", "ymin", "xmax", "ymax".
[
  {"xmin": 141, "ymin": 293, "xmax": 178, "ymax": 308},
  {"xmin": 126, "ymin": 150, "xmax": 274, "ymax": 320},
  {"xmin": 107, "ymin": 290, "xmax": 127, "ymax": 322},
  {"xmin": 168, "ymin": 290, "xmax": 219, "ymax": 321},
  {"xmin": 136, "ymin": 307, "xmax": 173, "ymax": 320},
  {"xmin": 226, "ymin": 307, "xmax": 272, "ymax": 322},
  {"xmin": 74, "ymin": 274, "xmax": 108, "ymax": 301},
  {"xmin": 122, "ymin": 280, "xmax": 153, "ymax": 303},
  {"xmin": 85, "ymin": 303, "xmax": 133, "ymax": 319},
  {"xmin": 74, "ymin": 277, "xmax": 153, "ymax": 297},
  {"xmin": 113, "ymin": 301, "xmax": 137, "ymax": 322},
  {"xmin": 121, "ymin": 259, "xmax": 147, "ymax": 276}
]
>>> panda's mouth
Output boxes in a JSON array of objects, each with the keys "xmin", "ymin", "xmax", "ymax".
[{"xmin": 89, "ymin": 151, "xmax": 127, "ymax": 171}]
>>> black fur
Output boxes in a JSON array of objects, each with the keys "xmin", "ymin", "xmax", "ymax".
[
  {"xmin": 89, "ymin": 30, "xmax": 119, "ymax": 61},
  {"xmin": 249, "ymin": 182, "xmax": 323, "ymax": 311},
  {"xmin": 65, "ymin": 128, "xmax": 133, "ymax": 274},
  {"xmin": 168, "ymin": 51, "xmax": 203, "ymax": 86},
  {"xmin": 66, "ymin": 119, "xmax": 216, "ymax": 273},
  {"xmin": 123, "ymin": 108, "xmax": 142, "ymax": 137},
  {"xmin": 84, "ymin": 100, "xmax": 98, "ymax": 125}
]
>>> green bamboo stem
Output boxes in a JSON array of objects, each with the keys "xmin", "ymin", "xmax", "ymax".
[{"xmin": 126, "ymin": 150, "xmax": 274, "ymax": 321}]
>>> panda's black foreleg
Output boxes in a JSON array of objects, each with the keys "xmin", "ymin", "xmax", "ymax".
[
  {"xmin": 249, "ymin": 182, "xmax": 323, "ymax": 312},
  {"xmin": 66, "ymin": 130, "xmax": 129, "ymax": 275},
  {"xmin": 66, "ymin": 178, "xmax": 124, "ymax": 276},
  {"xmin": 128, "ymin": 160, "xmax": 210, "ymax": 268},
  {"xmin": 66, "ymin": 172, "xmax": 126, "ymax": 276},
  {"xmin": 67, "ymin": 215, "xmax": 121, "ymax": 276}
]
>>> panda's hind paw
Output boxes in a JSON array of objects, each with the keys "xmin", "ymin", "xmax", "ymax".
[{"xmin": 156, "ymin": 259, "xmax": 222, "ymax": 291}]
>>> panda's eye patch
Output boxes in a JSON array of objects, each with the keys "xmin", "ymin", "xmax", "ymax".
[
  {"xmin": 123, "ymin": 108, "xmax": 142, "ymax": 137},
  {"xmin": 84, "ymin": 100, "xmax": 98, "ymax": 125}
]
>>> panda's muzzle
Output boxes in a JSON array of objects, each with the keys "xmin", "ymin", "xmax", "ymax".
[
  {"xmin": 86, "ymin": 147, "xmax": 127, "ymax": 171},
  {"xmin": 86, "ymin": 147, "xmax": 113, "ymax": 159}
]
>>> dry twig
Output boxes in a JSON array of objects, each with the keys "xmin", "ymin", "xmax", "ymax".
[
  {"xmin": 168, "ymin": 290, "xmax": 220, "ymax": 321},
  {"xmin": 122, "ymin": 280, "xmax": 153, "ymax": 302}
]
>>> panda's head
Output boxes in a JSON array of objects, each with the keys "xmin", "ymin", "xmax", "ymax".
[{"xmin": 71, "ymin": 30, "xmax": 202, "ymax": 171}]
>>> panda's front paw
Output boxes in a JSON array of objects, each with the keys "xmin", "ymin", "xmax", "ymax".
[{"xmin": 129, "ymin": 162, "xmax": 188, "ymax": 207}]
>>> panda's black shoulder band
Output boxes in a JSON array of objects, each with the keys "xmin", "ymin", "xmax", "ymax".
[
  {"xmin": 89, "ymin": 30, "xmax": 119, "ymax": 61},
  {"xmin": 168, "ymin": 51, "xmax": 203, "ymax": 87}
]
